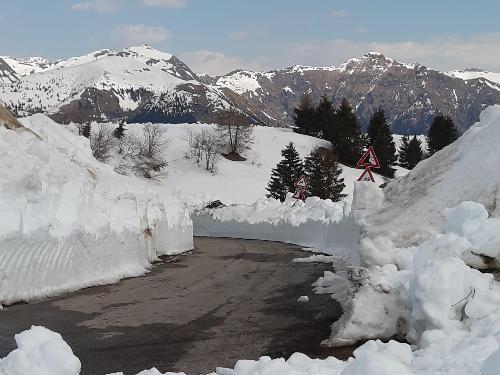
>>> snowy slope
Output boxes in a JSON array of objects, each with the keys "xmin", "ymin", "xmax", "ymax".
[
  {"xmin": 136, "ymin": 124, "xmax": 386, "ymax": 205},
  {"xmin": 362, "ymin": 105, "xmax": 500, "ymax": 254},
  {"xmin": 447, "ymin": 69, "xmax": 500, "ymax": 86},
  {"xmin": 0, "ymin": 115, "xmax": 193, "ymax": 306},
  {"xmin": 0, "ymin": 56, "xmax": 53, "ymax": 76}
]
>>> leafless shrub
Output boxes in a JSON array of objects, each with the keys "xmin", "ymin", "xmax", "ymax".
[
  {"xmin": 115, "ymin": 124, "xmax": 169, "ymax": 180},
  {"xmin": 90, "ymin": 124, "xmax": 116, "ymax": 162},
  {"xmin": 138, "ymin": 124, "xmax": 169, "ymax": 159},
  {"xmin": 186, "ymin": 129, "xmax": 221, "ymax": 174}
]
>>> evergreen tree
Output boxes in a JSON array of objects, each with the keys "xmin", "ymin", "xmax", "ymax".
[
  {"xmin": 316, "ymin": 95, "xmax": 336, "ymax": 141},
  {"xmin": 266, "ymin": 142, "xmax": 304, "ymax": 202},
  {"xmin": 332, "ymin": 98, "xmax": 363, "ymax": 166},
  {"xmin": 427, "ymin": 115, "xmax": 458, "ymax": 155},
  {"xmin": 399, "ymin": 135, "xmax": 423, "ymax": 170},
  {"xmin": 367, "ymin": 109, "xmax": 397, "ymax": 178},
  {"xmin": 114, "ymin": 121, "xmax": 126, "ymax": 139},
  {"xmin": 293, "ymin": 94, "xmax": 318, "ymax": 136},
  {"xmin": 82, "ymin": 123, "xmax": 91, "ymax": 138},
  {"xmin": 304, "ymin": 149, "xmax": 346, "ymax": 202}
]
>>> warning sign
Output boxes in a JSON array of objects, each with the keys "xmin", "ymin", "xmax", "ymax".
[
  {"xmin": 357, "ymin": 167, "xmax": 375, "ymax": 182},
  {"xmin": 292, "ymin": 175, "xmax": 308, "ymax": 205},
  {"xmin": 356, "ymin": 146, "xmax": 381, "ymax": 169},
  {"xmin": 356, "ymin": 147, "xmax": 380, "ymax": 183},
  {"xmin": 294, "ymin": 175, "xmax": 308, "ymax": 189}
]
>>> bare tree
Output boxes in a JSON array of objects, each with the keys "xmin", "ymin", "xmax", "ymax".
[
  {"xmin": 216, "ymin": 110, "xmax": 254, "ymax": 158},
  {"xmin": 186, "ymin": 129, "xmax": 221, "ymax": 174},
  {"xmin": 139, "ymin": 124, "xmax": 169, "ymax": 159},
  {"xmin": 133, "ymin": 124, "xmax": 169, "ymax": 179},
  {"xmin": 90, "ymin": 124, "xmax": 116, "ymax": 162},
  {"xmin": 114, "ymin": 124, "xmax": 169, "ymax": 180}
]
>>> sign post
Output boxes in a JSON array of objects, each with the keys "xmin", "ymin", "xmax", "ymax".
[
  {"xmin": 356, "ymin": 146, "xmax": 380, "ymax": 182},
  {"xmin": 292, "ymin": 175, "xmax": 308, "ymax": 206}
]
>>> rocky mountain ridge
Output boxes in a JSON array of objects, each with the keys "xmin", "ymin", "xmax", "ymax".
[{"xmin": 1, "ymin": 46, "xmax": 500, "ymax": 134}]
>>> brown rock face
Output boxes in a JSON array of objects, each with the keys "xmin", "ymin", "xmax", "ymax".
[
  {"xmin": 213, "ymin": 54, "xmax": 500, "ymax": 134},
  {"xmin": 0, "ymin": 102, "xmax": 24, "ymax": 129}
]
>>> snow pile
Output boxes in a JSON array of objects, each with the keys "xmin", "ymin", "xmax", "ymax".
[
  {"xmin": 193, "ymin": 194, "xmax": 358, "ymax": 259},
  {"xmin": 321, "ymin": 106, "xmax": 500, "ymax": 373},
  {"xmin": 359, "ymin": 105, "xmax": 500, "ymax": 267},
  {"xmin": 204, "ymin": 194, "xmax": 345, "ymax": 225},
  {"xmin": 0, "ymin": 326, "xmax": 81, "ymax": 375},
  {"xmin": 325, "ymin": 198, "xmax": 500, "ymax": 373},
  {"xmin": 0, "ymin": 114, "xmax": 193, "ymax": 306}
]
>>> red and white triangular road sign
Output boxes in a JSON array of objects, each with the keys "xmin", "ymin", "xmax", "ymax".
[
  {"xmin": 357, "ymin": 168, "xmax": 375, "ymax": 182},
  {"xmin": 294, "ymin": 175, "xmax": 308, "ymax": 189},
  {"xmin": 356, "ymin": 146, "xmax": 380, "ymax": 169},
  {"xmin": 292, "ymin": 188, "xmax": 306, "ymax": 201}
]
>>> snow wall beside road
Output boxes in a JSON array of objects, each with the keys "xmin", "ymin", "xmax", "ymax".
[
  {"xmin": 0, "ymin": 115, "xmax": 193, "ymax": 307},
  {"xmin": 193, "ymin": 192, "xmax": 371, "ymax": 265}
]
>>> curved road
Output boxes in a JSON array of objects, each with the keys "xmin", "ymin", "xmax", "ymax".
[{"xmin": 0, "ymin": 237, "xmax": 347, "ymax": 375}]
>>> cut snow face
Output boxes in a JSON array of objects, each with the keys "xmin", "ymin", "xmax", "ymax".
[
  {"xmin": 361, "ymin": 105, "xmax": 500, "ymax": 259},
  {"xmin": 0, "ymin": 114, "xmax": 193, "ymax": 306}
]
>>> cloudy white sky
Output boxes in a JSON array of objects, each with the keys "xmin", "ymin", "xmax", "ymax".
[{"xmin": 1, "ymin": 0, "xmax": 500, "ymax": 75}]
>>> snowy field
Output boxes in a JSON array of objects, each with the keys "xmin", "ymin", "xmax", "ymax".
[{"xmin": 150, "ymin": 123, "xmax": 387, "ymax": 205}]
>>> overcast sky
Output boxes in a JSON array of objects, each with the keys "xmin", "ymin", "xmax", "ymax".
[{"xmin": 1, "ymin": 0, "xmax": 500, "ymax": 75}]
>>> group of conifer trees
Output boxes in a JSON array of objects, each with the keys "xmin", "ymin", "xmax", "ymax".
[
  {"xmin": 267, "ymin": 94, "xmax": 459, "ymax": 202},
  {"xmin": 266, "ymin": 142, "xmax": 346, "ymax": 202},
  {"xmin": 294, "ymin": 94, "xmax": 459, "ymax": 175}
]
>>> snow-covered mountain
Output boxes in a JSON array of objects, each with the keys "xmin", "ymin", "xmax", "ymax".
[
  {"xmin": 1, "ymin": 46, "xmax": 500, "ymax": 134},
  {"xmin": 0, "ymin": 45, "xmax": 254, "ymax": 125},
  {"xmin": 209, "ymin": 53, "xmax": 500, "ymax": 134},
  {"xmin": 447, "ymin": 68, "xmax": 500, "ymax": 86}
]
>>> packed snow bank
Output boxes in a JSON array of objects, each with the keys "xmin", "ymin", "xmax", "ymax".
[
  {"xmin": 359, "ymin": 105, "xmax": 500, "ymax": 267},
  {"xmin": 0, "ymin": 115, "xmax": 193, "ymax": 306},
  {"xmin": 193, "ymin": 194, "xmax": 359, "ymax": 262},
  {"xmin": 318, "ymin": 106, "xmax": 500, "ymax": 374}
]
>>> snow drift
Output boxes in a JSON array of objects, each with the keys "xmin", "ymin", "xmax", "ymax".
[{"xmin": 0, "ymin": 114, "xmax": 193, "ymax": 306}]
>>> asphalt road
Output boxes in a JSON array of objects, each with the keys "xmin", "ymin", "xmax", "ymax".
[{"xmin": 0, "ymin": 237, "xmax": 346, "ymax": 375}]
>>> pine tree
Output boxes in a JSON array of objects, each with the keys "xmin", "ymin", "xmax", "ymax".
[
  {"xmin": 427, "ymin": 115, "xmax": 458, "ymax": 155},
  {"xmin": 367, "ymin": 109, "xmax": 397, "ymax": 178},
  {"xmin": 82, "ymin": 123, "xmax": 91, "ymax": 138},
  {"xmin": 293, "ymin": 94, "xmax": 318, "ymax": 136},
  {"xmin": 399, "ymin": 135, "xmax": 423, "ymax": 170},
  {"xmin": 114, "ymin": 121, "xmax": 126, "ymax": 139},
  {"xmin": 316, "ymin": 95, "xmax": 336, "ymax": 141},
  {"xmin": 332, "ymin": 99, "xmax": 363, "ymax": 166},
  {"xmin": 266, "ymin": 142, "xmax": 304, "ymax": 202},
  {"xmin": 304, "ymin": 149, "xmax": 346, "ymax": 201}
]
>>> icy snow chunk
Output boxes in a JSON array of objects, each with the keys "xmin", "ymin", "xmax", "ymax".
[
  {"xmin": 0, "ymin": 326, "xmax": 81, "ymax": 375},
  {"xmin": 443, "ymin": 201, "xmax": 488, "ymax": 237},
  {"xmin": 341, "ymin": 340, "xmax": 413, "ymax": 375},
  {"xmin": 468, "ymin": 217, "xmax": 500, "ymax": 258}
]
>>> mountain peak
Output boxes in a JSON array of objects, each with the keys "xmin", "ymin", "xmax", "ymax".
[{"xmin": 120, "ymin": 45, "xmax": 173, "ymax": 61}]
